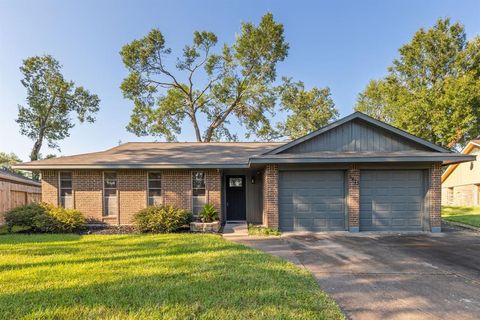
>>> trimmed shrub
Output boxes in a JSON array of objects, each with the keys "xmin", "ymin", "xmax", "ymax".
[
  {"xmin": 133, "ymin": 205, "xmax": 192, "ymax": 233},
  {"xmin": 198, "ymin": 203, "xmax": 219, "ymax": 222},
  {"xmin": 5, "ymin": 203, "xmax": 45, "ymax": 232},
  {"xmin": 4, "ymin": 203, "xmax": 86, "ymax": 233}
]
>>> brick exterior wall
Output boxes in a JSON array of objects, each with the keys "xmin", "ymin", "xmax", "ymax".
[
  {"xmin": 40, "ymin": 169, "xmax": 222, "ymax": 225},
  {"xmin": 262, "ymin": 164, "xmax": 278, "ymax": 229},
  {"xmin": 442, "ymin": 185, "xmax": 476, "ymax": 207},
  {"xmin": 429, "ymin": 163, "xmax": 442, "ymax": 231},
  {"xmin": 73, "ymin": 170, "xmax": 104, "ymax": 223},
  {"xmin": 205, "ymin": 170, "xmax": 222, "ymax": 220},
  {"xmin": 347, "ymin": 165, "xmax": 360, "ymax": 232},
  {"xmin": 41, "ymin": 170, "xmax": 58, "ymax": 205},
  {"xmin": 118, "ymin": 170, "xmax": 147, "ymax": 224}
]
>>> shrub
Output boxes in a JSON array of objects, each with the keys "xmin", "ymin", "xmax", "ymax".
[
  {"xmin": 35, "ymin": 204, "xmax": 86, "ymax": 233},
  {"xmin": 4, "ymin": 203, "xmax": 86, "ymax": 233},
  {"xmin": 5, "ymin": 203, "xmax": 45, "ymax": 232},
  {"xmin": 198, "ymin": 203, "xmax": 219, "ymax": 222},
  {"xmin": 133, "ymin": 205, "xmax": 192, "ymax": 233},
  {"xmin": 248, "ymin": 224, "xmax": 281, "ymax": 236}
]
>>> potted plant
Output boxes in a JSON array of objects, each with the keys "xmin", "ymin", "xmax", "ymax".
[{"xmin": 190, "ymin": 204, "xmax": 221, "ymax": 232}]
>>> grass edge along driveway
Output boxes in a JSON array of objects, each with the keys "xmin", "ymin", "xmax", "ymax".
[
  {"xmin": 0, "ymin": 233, "xmax": 344, "ymax": 320},
  {"xmin": 442, "ymin": 205, "xmax": 480, "ymax": 228}
]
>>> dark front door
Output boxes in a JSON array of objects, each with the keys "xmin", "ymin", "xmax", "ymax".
[{"xmin": 226, "ymin": 175, "xmax": 246, "ymax": 220}]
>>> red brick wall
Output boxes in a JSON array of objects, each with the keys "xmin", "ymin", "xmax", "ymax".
[
  {"xmin": 205, "ymin": 169, "xmax": 222, "ymax": 219},
  {"xmin": 41, "ymin": 170, "xmax": 58, "ymax": 205},
  {"xmin": 347, "ymin": 165, "xmax": 360, "ymax": 232},
  {"xmin": 429, "ymin": 163, "xmax": 442, "ymax": 231},
  {"xmin": 263, "ymin": 164, "xmax": 278, "ymax": 229},
  {"xmin": 40, "ymin": 169, "xmax": 223, "ymax": 225},
  {"xmin": 118, "ymin": 170, "xmax": 147, "ymax": 224},
  {"xmin": 73, "ymin": 170, "xmax": 103, "ymax": 223}
]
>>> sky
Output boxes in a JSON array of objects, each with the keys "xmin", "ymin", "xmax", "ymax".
[{"xmin": 1, "ymin": 0, "xmax": 479, "ymax": 161}]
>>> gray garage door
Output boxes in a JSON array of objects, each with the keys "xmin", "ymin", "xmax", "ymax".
[
  {"xmin": 360, "ymin": 170, "xmax": 425, "ymax": 231},
  {"xmin": 279, "ymin": 171, "xmax": 345, "ymax": 232}
]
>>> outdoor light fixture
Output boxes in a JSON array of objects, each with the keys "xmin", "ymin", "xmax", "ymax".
[{"xmin": 251, "ymin": 177, "xmax": 255, "ymax": 184}]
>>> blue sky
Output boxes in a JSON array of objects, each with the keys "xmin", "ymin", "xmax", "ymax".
[{"xmin": 1, "ymin": 0, "xmax": 479, "ymax": 161}]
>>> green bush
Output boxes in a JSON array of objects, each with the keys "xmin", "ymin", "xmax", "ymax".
[
  {"xmin": 4, "ymin": 203, "xmax": 86, "ymax": 233},
  {"xmin": 133, "ymin": 205, "xmax": 192, "ymax": 233},
  {"xmin": 248, "ymin": 224, "xmax": 281, "ymax": 236},
  {"xmin": 198, "ymin": 203, "xmax": 219, "ymax": 222},
  {"xmin": 5, "ymin": 203, "xmax": 45, "ymax": 232}
]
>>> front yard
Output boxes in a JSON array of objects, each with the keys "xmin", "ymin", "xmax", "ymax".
[
  {"xmin": 0, "ymin": 233, "xmax": 343, "ymax": 319},
  {"xmin": 442, "ymin": 206, "xmax": 480, "ymax": 228}
]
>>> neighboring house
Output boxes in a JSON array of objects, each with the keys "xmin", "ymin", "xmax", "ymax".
[
  {"xmin": 0, "ymin": 168, "xmax": 41, "ymax": 224},
  {"xmin": 14, "ymin": 112, "xmax": 473, "ymax": 232},
  {"xmin": 441, "ymin": 140, "xmax": 480, "ymax": 206}
]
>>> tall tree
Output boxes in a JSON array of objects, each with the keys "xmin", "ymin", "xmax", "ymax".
[
  {"xmin": 277, "ymin": 78, "xmax": 338, "ymax": 139},
  {"xmin": 120, "ymin": 13, "xmax": 288, "ymax": 142},
  {"xmin": 356, "ymin": 18, "xmax": 480, "ymax": 149},
  {"xmin": 16, "ymin": 55, "xmax": 100, "ymax": 161},
  {"xmin": 0, "ymin": 152, "xmax": 22, "ymax": 170}
]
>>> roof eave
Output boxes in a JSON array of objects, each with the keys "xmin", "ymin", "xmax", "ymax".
[{"xmin": 12, "ymin": 163, "xmax": 251, "ymax": 170}]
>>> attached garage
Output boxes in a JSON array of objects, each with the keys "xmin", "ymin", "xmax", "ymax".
[
  {"xmin": 279, "ymin": 170, "xmax": 346, "ymax": 232},
  {"xmin": 360, "ymin": 170, "xmax": 426, "ymax": 231}
]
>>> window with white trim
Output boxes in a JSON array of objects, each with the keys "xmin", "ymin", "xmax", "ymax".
[
  {"xmin": 59, "ymin": 172, "xmax": 73, "ymax": 209},
  {"xmin": 103, "ymin": 172, "xmax": 118, "ymax": 216},
  {"xmin": 148, "ymin": 172, "xmax": 162, "ymax": 206},
  {"xmin": 192, "ymin": 172, "xmax": 206, "ymax": 215}
]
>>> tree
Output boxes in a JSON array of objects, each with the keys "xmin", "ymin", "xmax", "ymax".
[
  {"xmin": 0, "ymin": 152, "xmax": 22, "ymax": 170},
  {"xmin": 16, "ymin": 55, "xmax": 101, "ymax": 161},
  {"xmin": 277, "ymin": 78, "xmax": 338, "ymax": 139},
  {"xmin": 120, "ymin": 13, "xmax": 289, "ymax": 142},
  {"xmin": 356, "ymin": 18, "xmax": 480, "ymax": 149}
]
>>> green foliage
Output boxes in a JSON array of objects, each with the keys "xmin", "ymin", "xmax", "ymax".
[
  {"xmin": 0, "ymin": 152, "xmax": 28, "ymax": 177},
  {"xmin": 277, "ymin": 78, "xmax": 338, "ymax": 139},
  {"xmin": 248, "ymin": 224, "xmax": 281, "ymax": 236},
  {"xmin": 16, "ymin": 55, "xmax": 100, "ymax": 161},
  {"xmin": 442, "ymin": 206, "xmax": 480, "ymax": 228},
  {"xmin": 198, "ymin": 203, "xmax": 219, "ymax": 222},
  {"xmin": 133, "ymin": 205, "xmax": 193, "ymax": 233},
  {"xmin": 120, "ymin": 13, "xmax": 289, "ymax": 142},
  {"xmin": 5, "ymin": 203, "xmax": 86, "ymax": 233},
  {"xmin": 356, "ymin": 18, "xmax": 480, "ymax": 150}
]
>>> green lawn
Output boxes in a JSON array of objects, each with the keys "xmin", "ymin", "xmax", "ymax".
[
  {"xmin": 0, "ymin": 233, "xmax": 344, "ymax": 319},
  {"xmin": 442, "ymin": 206, "xmax": 480, "ymax": 228}
]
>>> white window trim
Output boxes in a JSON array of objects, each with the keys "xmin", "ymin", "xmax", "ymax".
[
  {"xmin": 102, "ymin": 171, "xmax": 118, "ymax": 217},
  {"xmin": 147, "ymin": 172, "xmax": 163, "ymax": 206},
  {"xmin": 192, "ymin": 171, "xmax": 207, "ymax": 216},
  {"xmin": 58, "ymin": 171, "xmax": 74, "ymax": 208}
]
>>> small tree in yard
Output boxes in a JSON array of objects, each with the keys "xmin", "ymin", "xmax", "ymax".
[{"xmin": 16, "ymin": 55, "xmax": 100, "ymax": 162}]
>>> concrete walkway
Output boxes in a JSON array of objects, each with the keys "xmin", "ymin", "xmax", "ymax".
[{"xmin": 223, "ymin": 225, "xmax": 480, "ymax": 320}]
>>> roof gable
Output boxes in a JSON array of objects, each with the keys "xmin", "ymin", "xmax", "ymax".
[
  {"xmin": 266, "ymin": 112, "xmax": 450, "ymax": 155},
  {"xmin": 442, "ymin": 141, "xmax": 480, "ymax": 182}
]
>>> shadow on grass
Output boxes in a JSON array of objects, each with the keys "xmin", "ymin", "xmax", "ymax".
[{"xmin": 0, "ymin": 233, "xmax": 82, "ymax": 244}]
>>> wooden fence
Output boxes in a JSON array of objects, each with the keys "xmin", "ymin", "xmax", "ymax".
[{"xmin": 0, "ymin": 180, "xmax": 41, "ymax": 224}]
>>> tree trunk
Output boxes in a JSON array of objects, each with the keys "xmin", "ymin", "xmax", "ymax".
[{"xmin": 30, "ymin": 136, "xmax": 43, "ymax": 162}]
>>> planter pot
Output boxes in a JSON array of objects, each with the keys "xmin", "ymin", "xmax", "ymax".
[{"xmin": 190, "ymin": 221, "xmax": 221, "ymax": 233}]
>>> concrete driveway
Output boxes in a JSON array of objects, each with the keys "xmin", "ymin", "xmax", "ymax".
[{"xmin": 229, "ymin": 225, "xmax": 480, "ymax": 320}]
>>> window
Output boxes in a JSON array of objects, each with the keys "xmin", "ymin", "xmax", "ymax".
[
  {"xmin": 229, "ymin": 177, "xmax": 243, "ymax": 187},
  {"xmin": 148, "ymin": 172, "xmax": 162, "ymax": 206},
  {"xmin": 103, "ymin": 172, "xmax": 117, "ymax": 216},
  {"xmin": 59, "ymin": 172, "xmax": 73, "ymax": 208},
  {"xmin": 192, "ymin": 172, "xmax": 206, "ymax": 215}
]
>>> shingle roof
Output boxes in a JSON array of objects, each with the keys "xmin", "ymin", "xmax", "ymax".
[
  {"xmin": 0, "ymin": 168, "xmax": 41, "ymax": 186},
  {"xmin": 13, "ymin": 142, "xmax": 285, "ymax": 169}
]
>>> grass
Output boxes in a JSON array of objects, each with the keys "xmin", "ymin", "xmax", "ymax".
[
  {"xmin": 248, "ymin": 224, "xmax": 281, "ymax": 236},
  {"xmin": 0, "ymin": 233, "xmax": 343, "ymax": 319},
  {"xmin": 442, "ymin": 206, "xmax": 480, "ymax": 228}
]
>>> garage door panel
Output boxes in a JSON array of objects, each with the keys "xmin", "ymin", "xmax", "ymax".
[
  {"xmin": 279, "ymin": 170, "xmax": 345, "ymax": 232},
  {"xmin": 360, "ymin": 170, "xmax": 425, "ymax": 231}
]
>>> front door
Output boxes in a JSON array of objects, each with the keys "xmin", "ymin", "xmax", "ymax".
[{"xmin": 226, "ymin": 175, "xmax": 246, "ymax": 220}]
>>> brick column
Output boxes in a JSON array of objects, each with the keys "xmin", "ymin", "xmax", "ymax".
[
  {"xmin": 73, "ymin": 170, "xmax": 103, "ymax": 223},
  {"xmin": 163, "ymin": 170, "xmax": 192, "ymax": 212},
  {"xmin": 429, "ymin": 163, "xmax": 442, "ymax": 233},
  {"xmin": 41, "ymin": 170, "xmax": 58, "ymax": 205},
  {"xmin": 263, "ymin": 164, "xmax": 279, "ymax": 229},
  {"xmin": 118, "ymin": 170, "xmax": 147, "ymax": 225},
  {"xmin": 347, "ymin": 165, "xmax": 360, "ymax": 232}
]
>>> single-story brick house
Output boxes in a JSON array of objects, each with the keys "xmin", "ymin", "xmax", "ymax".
[
  {"xmin": 14, "ymin": 112, "xmax": 473, "ymax": 232},
  {"xmin": 441, "ymin": 140, "xmax": 480, "ymax": 206}
]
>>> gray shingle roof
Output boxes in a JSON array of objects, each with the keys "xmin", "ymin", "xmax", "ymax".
[{"xmin": 13, "ymin": 142, "xmax": 285, "ymax": 169}]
